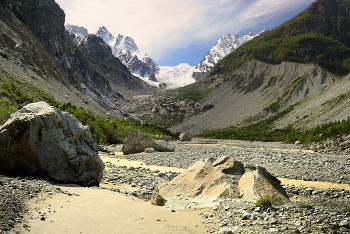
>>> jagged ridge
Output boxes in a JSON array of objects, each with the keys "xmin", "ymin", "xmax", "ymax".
[
  {"xmin": 95, "ymin": 26, "xmax": 158, "ymax": 81},
  {"xmin": 192, "ymin": 32, "xmax": 262, "ymax": 80}
]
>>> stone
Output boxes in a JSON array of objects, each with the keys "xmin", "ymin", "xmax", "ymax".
[
  {"xmin": 151, "ymin": 156, "xmax": 288, "ymax": 209},
  {"xmin": 241, "ymin": 212, "xmax": 251, "ymax": 220},
  {"xmin": 124, "ymin": 116, "xmax": 142, "ymax": 124},
  {"xmin": 0, "ymin": 50, "xmax": 8, "ymax": 58},
  {"xmin": 144, "ymin": 148, "xmax": 155, "ymax": 153},
  {"xmin": 179, "ymin": 132, "xmax": 192, "ymax": 141},
  {"xmin": 0, "ymin": 101, "xmax": 104, "ymax": 186},
  {"xmin": 340, "ymin": 220, "xmax": 349, "ymax": 228},
  {"xmin": 150, "ymin": 191, "xmax": 167, "ymax": 206},
  {"xmin": 338, "ymin": 140, "xmax": 350, "ymax": 151},
  {"xmin": 122, "ymin": 129, "xmax": 175, "ymax": 155},
  {"xmin": 218, "ymin": 228, "xmax": 234, "ymax": 234}
]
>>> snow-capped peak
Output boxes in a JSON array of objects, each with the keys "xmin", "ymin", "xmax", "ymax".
[
  {"xmin": 95, "ymin": 26, "xmax": 158, "ymax": 80},
  {"xmin": 195, "ymin": 32, "xmax": 263, "ymax": 74},
  {"xmin": 96, "ymin": 26, "xmax": 115, "ymax": 46}
]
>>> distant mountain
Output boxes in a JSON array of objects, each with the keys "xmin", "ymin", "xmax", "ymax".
[
  {"xmin": 67, "ymin": 25, "xmax": 197, "ymax": 88},
  {"xmin": 192, "ymin": 32, "xmax": 262, "ymax": 80},
  {"xmin": 96, "ymin": 26, "xmax": 158, "ymax": 81}
]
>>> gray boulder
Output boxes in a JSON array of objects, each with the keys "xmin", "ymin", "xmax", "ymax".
[
  {"xmin": 122, "ymin": 129, "xmax": 175, "ymax": 155},
  {"xmin": 0, "ymin": 101, "xmax": 104, "ymax": 186},
  {"xmin": 179, "ymin": 132, "xmax": 192, "ymax": 141}
]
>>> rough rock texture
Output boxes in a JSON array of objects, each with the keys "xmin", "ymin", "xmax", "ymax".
[
  {"xmin": 151, "ymin": 156, "xmax": 288, "ymax": 209},
  {"xmin": 122, "ymin": 129, "xmax": 175, "ymax": 155},
  {"xmin": 179, "ymin": 132, "xmax": 192, "ymax": 141},
  {"xmin": 0, "ymin": 102, "xmax": 104, "ymax": 186}
]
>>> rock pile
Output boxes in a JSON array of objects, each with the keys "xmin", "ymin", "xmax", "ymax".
[
  {"xmin": 205, "ymin": 184, "xmax": 350, "ymax": 233},
  {"xmin": 102, "ymin": 161, "xmax": 179, "ymax": 200},
  {"xmin": 0, "ymin": 101, "xmax": 104, "ymax": 186},
  {"xmin": 303, "ymin": 135, "xmax": 350, "ymax": 155},
  {"xmin": 151, "ymin": 156, "xmax": 288, "ymax": 209}
]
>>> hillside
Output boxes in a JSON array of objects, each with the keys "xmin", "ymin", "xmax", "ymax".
[
  {"xmin": 215, "ymin": 0, "xmax": 350, "ymax": 76},
  {"xmin": 130, "ymin": 0, "xmax": 350, "ymax": 136}
]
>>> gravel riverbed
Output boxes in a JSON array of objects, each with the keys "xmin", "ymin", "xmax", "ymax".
[
  {"xmin": 122, "ymin": 139, "xmax": 350, "ymax": 184},
  {"xmin": 2, "ymin": 139, "xmax": 350, "ymax": 233},
  {"xmin": 107, "ymin": 139, "xmax": 350, "ymax": 233}
]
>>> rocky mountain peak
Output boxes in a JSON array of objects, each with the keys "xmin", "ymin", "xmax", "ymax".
[
  {"xmin": 65, "ymin": 24, "xmax": 89, "ymax": 36},
  {"xmin": 119, "ymin": 36, "xmax": 139, "ymax": 54},
  {"xmin": 96, "ymin": 26, "xmax": 114, "ymax": 45},
  {"xmin": 95, "ymin": 27, "xmax": 158, "ymax": 81}
]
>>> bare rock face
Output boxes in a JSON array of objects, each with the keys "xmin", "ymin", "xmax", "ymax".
[
  {"xmin": 0, "ymin": 101, "xmax": 104, "ymax": 186},
  {"xmin": 179, "ymin": 132, "xmax": 192, "ymax": 141},
  {"xmin": 151, "ymin": 156, "xmax": 288, "ymax": 209},
  {"xmin": 122, "ymin": 129, "xmax": 175, "ymax": 155}
]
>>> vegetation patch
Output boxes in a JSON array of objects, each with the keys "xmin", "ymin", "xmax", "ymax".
[
  {"xmin": 254, "ymin": 194, "xmax": 285, "ymax": 209},
  {"xmin": 263, "ymin": 97, "xmax": 282, "ymax": 112},
  {"xmin": 341, "ymin": 207, "xmax": 350, "ymax": 214}
]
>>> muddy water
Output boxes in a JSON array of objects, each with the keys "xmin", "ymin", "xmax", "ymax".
[{"xmin": 279, "ymin": 178, "xmax": 350, "ymax": 190}]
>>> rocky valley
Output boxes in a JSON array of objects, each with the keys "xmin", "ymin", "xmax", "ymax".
[{"xmin": 1, "ymin": 0, "xmax": 350, "ymax": 233}]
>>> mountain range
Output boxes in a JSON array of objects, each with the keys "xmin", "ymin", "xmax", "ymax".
[{"xmin": 66, "ymin": 25, "xmax": 258, "ymax": 88}]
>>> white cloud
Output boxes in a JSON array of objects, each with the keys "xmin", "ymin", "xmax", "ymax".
[{"xmin": 55, "ymin": 0, "xmax": 315, "ymax": 62}]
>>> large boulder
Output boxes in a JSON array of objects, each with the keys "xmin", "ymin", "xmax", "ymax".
[
  {"xmin": 0, "ymin": 101, "xmax": 104, "ymax": 186},
  {"xmin": 151, "ymin": 156, "xmax": 288, "ymax": 209},
  {"xmin": 179, "ymin": 132, "xmax": 192, "ymax": 141},
  {"xmin": 122, "ymin": 129, "xmax": 175, "ymax": 155}
]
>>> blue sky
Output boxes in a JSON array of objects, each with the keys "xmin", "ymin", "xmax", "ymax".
[{"xmin": 56, "ymin": 0, "xmax": 316, "ymax": 66}]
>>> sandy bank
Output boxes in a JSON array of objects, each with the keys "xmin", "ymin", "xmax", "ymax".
[{"xmin": 16, "ymin": 185, "xmax": 213, "ymax": 234}]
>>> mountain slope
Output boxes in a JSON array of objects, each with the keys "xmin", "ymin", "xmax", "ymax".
[
  {"xmin": 192, "ymin": 32, "xmax": 261, "ymax": 80},
  {"xmin": 1, "ymin": 0, "xmax": 155, "ymax": 117},
  {"xmin": 131, "ymin": 0, "xmax": 350, "ymax": 134},
  {"xmin": 173, "ymin": 0, "xmax": 350, "ymax": 133},
  {"xmin": 171, "ymin": 60, "xmax": 337, "ymax": 133},
  {"xmin": 215, "ymin": 0, "xmax": 350, "ymax": 77}
]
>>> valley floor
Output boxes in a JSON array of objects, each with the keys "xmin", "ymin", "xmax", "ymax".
[{"xmin": 3, "ymin": 139, "xmax": 350, "ymax": 233}]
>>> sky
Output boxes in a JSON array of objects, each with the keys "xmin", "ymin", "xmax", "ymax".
[{"xmin": 55, "ymin": 0, "xmax": 316, "ymax": 66}]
